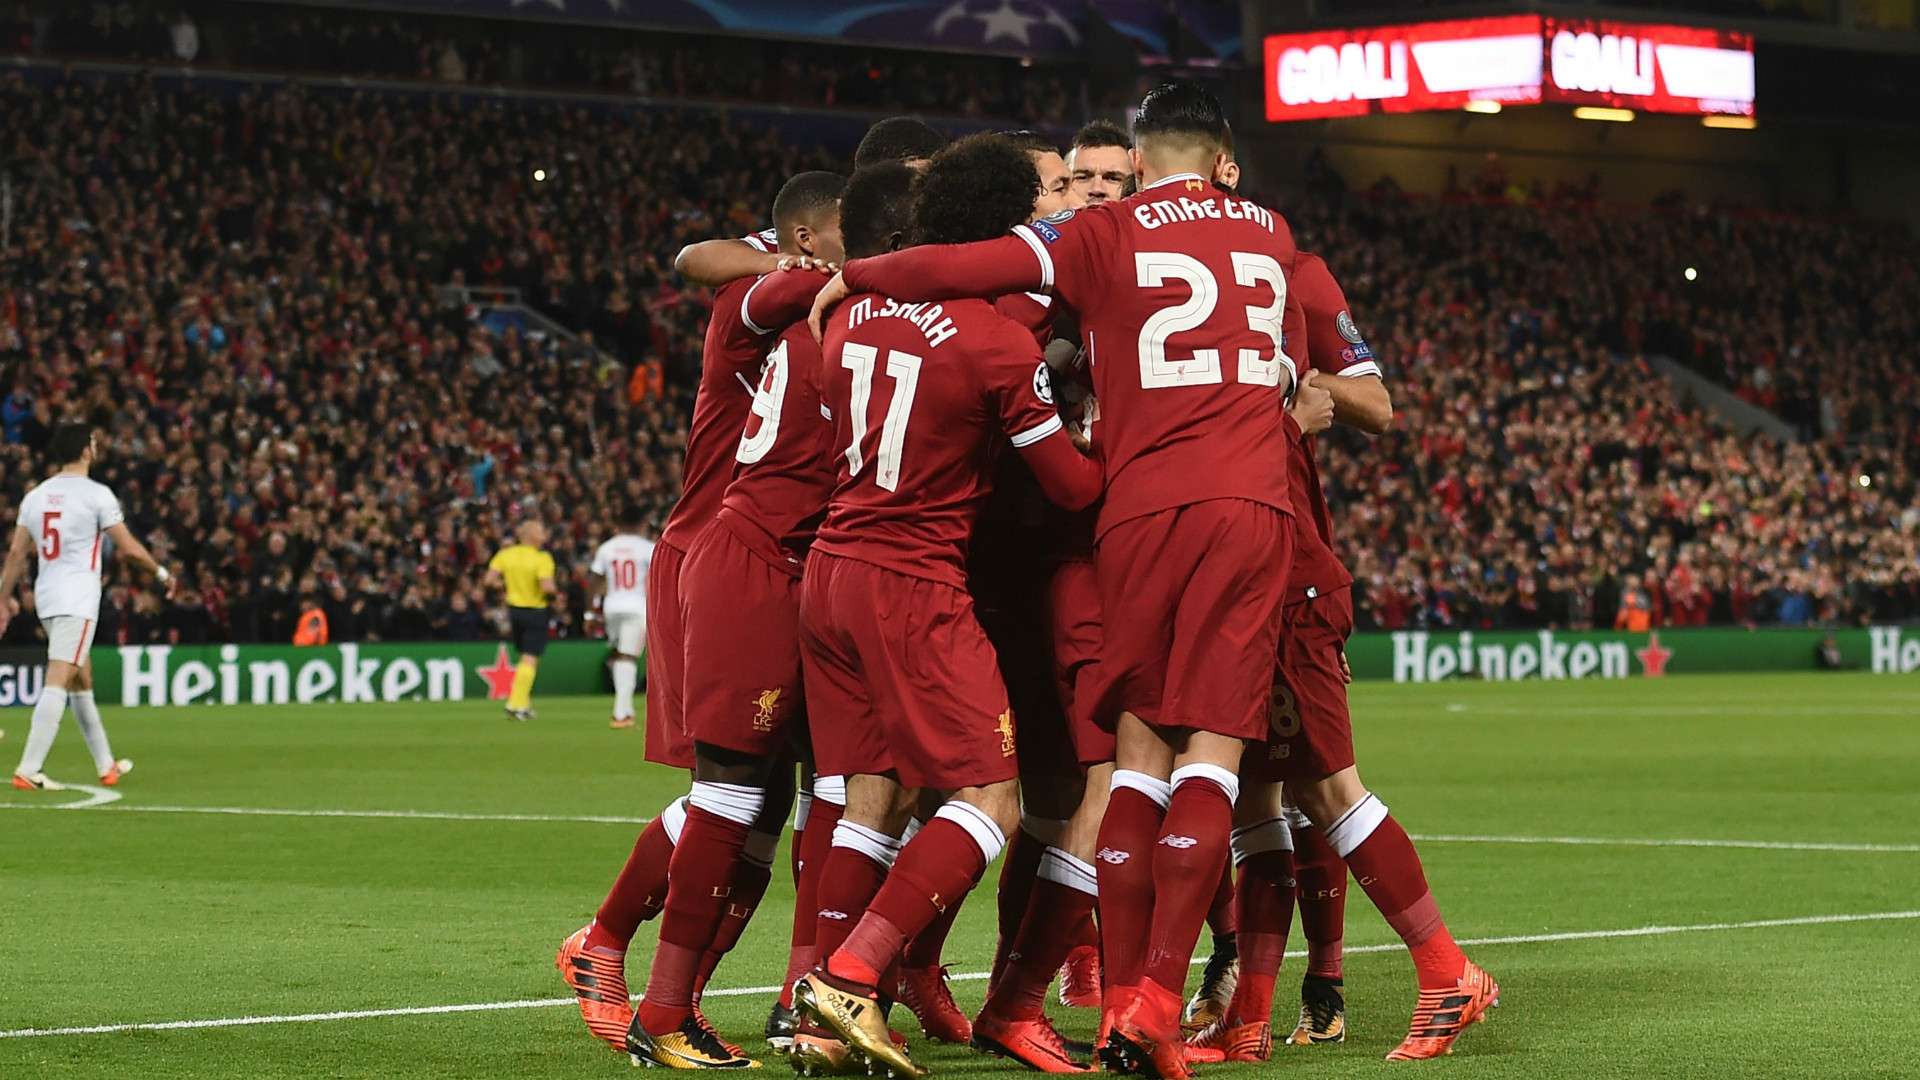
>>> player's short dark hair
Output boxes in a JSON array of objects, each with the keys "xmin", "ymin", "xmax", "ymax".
[
  {"xmin": 772, "ymin": 171, "xmax": 846, "ymax": 232},
  {"xmin": 840, "ymin": 163, "xmax": 920, "ymax": 260},
  {"xmin": 47, "ymin": 421, "xmax": 94, "ymax": 465},
  {"xmin": 620, "ymin": 504, "xmax": 647, "ymax": 528},
  {"xmin": 997, "ymin": 130, "xmax": 1060, "ymax": 159},
  {"xmin": 854, "ymin": 117, "xmax": 947, "ymax": 170},
  {"xmin": 1071, "ymin": 120, "xmax": 1131, "ymax": 152},
  {"xmin": 1132, "ymin": 81, "xmax": 1231, "ymax": 155},
  {"xmin": 914, "ymin": 133, "xmax": 1039, "ymax": 247}
]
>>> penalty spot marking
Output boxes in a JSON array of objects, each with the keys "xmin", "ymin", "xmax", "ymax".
[{"xmin": 3, "ymin": 909, "xmax": 1916, "ymax": 1040}]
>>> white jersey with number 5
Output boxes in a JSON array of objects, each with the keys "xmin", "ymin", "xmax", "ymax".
[
  {"xmin": 591, "ymin": 534, "xmax": 655, "ymax": 617},
  {"xmin": 18, "ymin": 475, "xmax": 123, "ymax": 620}
]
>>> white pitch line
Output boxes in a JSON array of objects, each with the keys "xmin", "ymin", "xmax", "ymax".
[
  {"xmin": 1409, "ymin": 832, "xmax": 1920, "ymax": 854},
  {"xmin": 6, "ymin": 800, "xmax": 1916, "ymax": 854},
  {"xmin": 0, "ymin": 802, "xmax": 650, "ymax": 825},
  {"xmin": 3, "ymin": 909, "xmax": 1916, "ymax": 1040}
]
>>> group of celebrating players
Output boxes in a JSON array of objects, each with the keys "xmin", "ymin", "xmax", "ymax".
[{"xmin": 556, "ymin": 82, "xmax": 1498, "ymax": 1077}]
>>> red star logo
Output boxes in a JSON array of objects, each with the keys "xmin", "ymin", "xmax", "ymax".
[
  {"xmin": 1636, "ymin": 631, "xmax": 1673, "ymax": 678},
  {"xmin": 476, "ymin": 644, "xmax": 518, "ymax": 700}
]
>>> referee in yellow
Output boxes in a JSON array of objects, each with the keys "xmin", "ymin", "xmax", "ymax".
[{"xmin": 485, "ymin": 520, "xmax": 558, "ymax": 721}]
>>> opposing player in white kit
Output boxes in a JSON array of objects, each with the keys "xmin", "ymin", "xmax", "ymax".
[
  {"xmin": 0, "ymin": 423, "xmax": 175, "ymax": 790},
  {"xmin": 591, "ymin": 506, "xmax": 657, "ymax": 730}
]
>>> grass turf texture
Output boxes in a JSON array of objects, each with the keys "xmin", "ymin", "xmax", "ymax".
[{"xmin": 2, "ymin": 671, "xmax": 1916, "ymax": 1078}]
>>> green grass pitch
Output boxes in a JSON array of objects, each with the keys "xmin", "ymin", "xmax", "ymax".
[{"xmin": 3, "ymin": 671, "xmax": 1917, "ymax": 1078}]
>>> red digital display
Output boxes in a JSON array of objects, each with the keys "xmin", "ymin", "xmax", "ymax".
[
  {"xmin": 1263, "ymin": 16, "xmax": 1542, "ymax": 122},
  {"xmin": 1264, "ymin": 16, "xmax": 1755, "ymax": 122},
  {"xmin": 1541, "ymin": 18, "xmax": 1754, "ymax": 116}
]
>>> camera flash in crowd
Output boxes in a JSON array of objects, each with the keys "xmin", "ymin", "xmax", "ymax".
[
  {"xmin": 1858, "ymin": 474, "xmax": 1872, "ymax": 489},
  {"xmin": 1684, "ymin": 266, "xmax": 1698, "ymax": 281},
  {"xmin": 533, "ymin": 168, "xmax": 548, "ymax": 182}
]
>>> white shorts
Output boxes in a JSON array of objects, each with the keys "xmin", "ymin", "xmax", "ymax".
[
  {"xmin": 44, "ymin": 615, "xmax": 99, "ymax": 665},
  {"xmin": 606, "ymin": 608, "xmax": 647, "ymax": 656}
]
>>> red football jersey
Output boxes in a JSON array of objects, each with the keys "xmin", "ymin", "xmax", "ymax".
[
  {"xmin": 659, "ymin": 269, "xmax": 829, "ymax": 551},
  {"xmin": 1282, "ymin": 252, "xmax": 1380, "ymax": 604},
  {"xmin": 719, "ymin": 321, "xmax": 835, "ymax": 578},
  {"xmin": 844, "ymin": 174, "xmax": 1305, "ymax": 539},
  {"xmin": 812, "ymin": 293, "xmax": 1070, "ymax": 590}
]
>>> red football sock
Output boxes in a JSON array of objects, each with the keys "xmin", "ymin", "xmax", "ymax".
[
  {"xmin": 693, "ymin": 851, "xmax": 775, "ymax": 1000},
  {"xmin": 591, "ymin": 813, "xmax": 676, "ymax": 950},
  {"xmin": 781, "ymin": 800, "xmax": 843, "ymax": 1007},
  {"xmin": 902, "ymin": 870, "xmax": 975, "ymax": 968},
  {"xmin": 1095, "ymin": 785, "xmax": 1165, "ymax": 991},
  {"xmin": 813, "ymin": 842, "xmax": 890, "ymax": 969},
  {"xmin": 1342, "ymin": 813, "xmax": 1466, "ymax": 989},
  {"xmin": 1143, "ymin": 777, "xmax": 1234, "ymax": 994},
  {"xmin": 637, "ymin": 806, "xmax": 750, "ymax": 1034},
  {"xmin": 827, "ymin": 818, "xmax": 991, "ymax": 990},
  {"xmin": 1291, "ymin": 823, "xmax": 1347, "ymax": 980},
  {"xmin": 983, "ymin": 875, "xmax": 1097, "ymax": 1020},
  {"xmin": 1225, "ymin": 848, "xmax": 1295, "ymax": 1026},
  {"xmin": 1206, "ymin": 857, "xmax": 1238, "ymax": 940},
  {"xmin": 989, "ymin": 827, "xmax": 1046, "ymax": 989}
]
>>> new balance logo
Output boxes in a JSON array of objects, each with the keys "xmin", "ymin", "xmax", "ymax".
[
  {"xmin": 1158, "ymin": 834, "xmax": 1199, "ymax": 849},
  {"xmin": 1096, "ymin": 847, "xmax": 1130, "ymax": 865},
  {"xmin": 819, "ymin": 909, "xmax": 850, "ymax": 920}
]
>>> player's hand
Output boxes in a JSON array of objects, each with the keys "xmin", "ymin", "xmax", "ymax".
[
  {"xmin": 1339, "ymin": 650, "xmax": 1353, "ymax": 684},
  {"xmin": 808, "ymin": 271, "xmax": 851, "ymax": 343},
  {"xmin": 1067, "ymin": 425, "xmax": 1092, "ymax": 455},
  {"xmin": 1290, "ymin": 370, "xmax": 1334, "ymax": 435},
  {"xmin": 777, "ymin": 254, "xmax": 839, "ymax": 275}
]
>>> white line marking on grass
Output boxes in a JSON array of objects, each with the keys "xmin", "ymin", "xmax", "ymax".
[
  {"xmin": 0, "ymin": 802, "xmax": 649, "ymax": 825},
  {"xmin": 1412, "ymin": 833, "xmax": 1920, "ymax": 854},
  {"xmin": 0, "ymin": 779, "xmax": 123, "ymax": 809},
  {"xmin": 3, "ymin": 909, "xmax": 1916, "ymax": 1040},
  {"xmin": 9, "ymin": 801, "xmax": 1916, "ymax": 853}
]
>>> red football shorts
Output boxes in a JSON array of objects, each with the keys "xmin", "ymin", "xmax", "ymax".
[
  {"xmin": 975, "ymin": 574, "xmax": 1075, "ymax": 779},
  {"xmin": 678, "ymin": 521, "xmax": 806, "ymax": 758},
  {"xmin": 801, "ymin": 551, "xmax": 1018, "ymax": 792},
  {"xmin": 1246, "ymin": 586, "xmax": 1356, "ymax": 783},
  {"xmin": 644, "ymin": 538, "xmax": 694, "ymax": 769},
  {"xmin": 1095, "ymin": 498, "xmax": 1293, "ymax": 742},
  {"xmin": 1047, "ymin": 557, "xmax": 1115, "ymax": 766}
]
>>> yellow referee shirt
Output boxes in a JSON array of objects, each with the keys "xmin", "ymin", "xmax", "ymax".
[{"xmin": 489, "ymin": 544, "xmax": 556, "ymax": 608}]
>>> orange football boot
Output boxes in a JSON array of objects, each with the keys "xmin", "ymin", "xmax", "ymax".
[
  {"xmin": 896, "ymin": 964, "xmax": 971, "ymax": 1043},
  {"xmin": 1100, "ymin": 980, "xmax": 1191, "ymax": 1080},
  {"xmin": 1385, "ymin": 961, "xmax": 1500, "ymax": 1061},
  {"xmin": 555, "ymin": 925, "xmax": 634, "ymax": 1051},
  {"xmin": 1057, "ymin": 944, "xmax": 1101, "ymax": 1009},
  {"xmin": 1186, "ymin": 1017, "xmax": 1270, "ymax": 1062},
  {"xmin": 971, "ymin": 1009, "xmax": 1092, "ymax": 1073},
  {"xmin": 610, "ymin": 715, "xmax": 636, "ymax": 730}
]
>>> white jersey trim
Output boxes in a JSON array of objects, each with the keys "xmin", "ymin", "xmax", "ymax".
[
  {"xmin": 1010, "ymin": 225, "xmax": 1055, "ymax": 292},
  {"xmin": 1009, "ymin": 413, "xmax": 1063, "ymax": 449},
  {"xmin": 1339, "ymin": 361, "xmax": 1383, "ymax": 379},
  {"xmin": 740, "ymin": 274, "xmax": 775, "ymax": 336}
]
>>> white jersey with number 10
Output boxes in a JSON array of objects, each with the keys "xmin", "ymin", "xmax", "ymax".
[
  {"xmin": 18, "ymin": 475, "xmax": 124, "ymax": 621},
  {"xmin": 591, "ymin": 534, "xmax": 655, "ymax": 617}
]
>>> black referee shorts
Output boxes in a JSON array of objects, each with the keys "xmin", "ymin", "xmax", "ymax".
[{"xmin": 508, "ymin": 606, "xmax": 549, "ymax": 658}]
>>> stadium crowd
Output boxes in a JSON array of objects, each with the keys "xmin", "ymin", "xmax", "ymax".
[{"xmin": 1, "ymin": 74, "xmax": 1914, "ymax": 645}]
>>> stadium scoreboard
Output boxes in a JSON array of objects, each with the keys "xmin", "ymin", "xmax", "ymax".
[{"xmin": 1264, "ymin": 16, "xmax": 1755, "ymax": 122}]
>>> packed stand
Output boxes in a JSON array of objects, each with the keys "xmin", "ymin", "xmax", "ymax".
[
  {"xmin": 0, "ymin": 73, "xmax": 828, "ymax": 646},
  {"xmin": 1282, "ymin": 191, "xmax": 1920, "ymax": 632},
  {"xmin": 6, "ymin": 0, "xmax": 1093, "ymax": 124}
]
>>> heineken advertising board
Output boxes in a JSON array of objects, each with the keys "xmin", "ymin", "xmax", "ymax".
[{"xmin": 4, "ymin": 626, "xmax": 1912, "ymax": 709}]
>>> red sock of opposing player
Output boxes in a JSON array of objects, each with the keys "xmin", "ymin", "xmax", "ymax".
[
  {"xmin": 588, "ymin": 795, "xmax": 686, "ymax": 952},
  {"xmin": 1096, "ymin": 771, "xmax": 1169, "ymax": 991},
  {"xmin": 636, "ymin": 783, "xmax": 764, "ymax": 1035},
  {"xmin": 1290, "ymin": 817, "xmax": 1347, "ymax": 981},
  {"xmin": 1224, "ymin": 818, "xmax": 1295, "ymax": 1026},
  {"xmin": 1143, "ymin": 765, "xmax": 1237, "ymax": 995},
  {"xmin": 982, "ymin": 847, "xmax": 1099, "ymax": 1020},
  {"xmin": 781, "ymin": 788, "xmax": 844, "ymax": 1007},
  {"xmin": 1206, "ymin": 853, "xmax": 1238, "ymax": 946},
  {"xmin": 813, "ymin": 819, "xmax": 900, "ymax": 965},
  {"xmin": 692, "ymin": 831, "xmax": 779, "ymax": 1001},
  {"xmin": 1324, "ymin": 794, "xmax": 1466, "ymax": 989},
  {"xmin": 988, "ymin": 823, "xmax": 1050, "ymax": 990},
  {"xmin": 826, "ymin": 803, "xmax": 1006, "ymax": 990}
]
